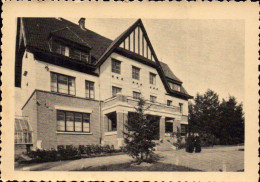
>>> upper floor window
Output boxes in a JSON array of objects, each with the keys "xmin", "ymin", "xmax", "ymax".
[
  {"xmin": 150, "ymin": 72, "xmax": 156, "ymax": 85},
  {"xmin": 57, "ymin": 110, "xmax": 90, "ymax": 133},
  {"xmin": 51, "ymin": 41, "xmax": 90, "ymax": 62},
  {"xmin": 85, "ymin": 80, "xmax": 94, "ymax": 99},
  {"xmin": 167, "ymin": 100, "xmax": 172, "ymax": 106},
  {"xmin": 52, "ymin": 42, "xmax": 69, "ymax": 56},
  {"xmin": 169, "ymin": 82, "xmax": 181, "ymax": 92},
  {"xmin": 179, "ymin": 103, "xmax": 183, "ymax": 113},
  {"xmin": 133, "ymin": 91, "xmax": 141, "ymax": 99},
  {"xmin": 132, "ymin": 66, "xmax": 140, "ymax": 80},
  {"xmin": 51, "ymin": 72, "xmax": 75, "ymax": 95},
  {"xmin": 111, "ymin": 59, "xmax": 121, "ymax": 74},
  {"xmin": 150, "ymin": 95, "xmax": 157, "ymax": 103},
  {"xmin": 112, "ymin": 86, "xmax": 122, "ymax": 97}
]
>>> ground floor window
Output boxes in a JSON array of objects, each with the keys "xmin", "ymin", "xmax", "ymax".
[
  {"xmin": 57, "ymin": 110, "xmax": 90, "ymax": 133},
  {"xmin": 181, "ymin": 124, "xmax": 187, "ymax": 136},
  {"xmin": 107, "ymin": 112, "xmax": 117, "ymax": 132},
  {"xmin": 165, "ymin": 122, "xmax": 173, "ymax": 133}
]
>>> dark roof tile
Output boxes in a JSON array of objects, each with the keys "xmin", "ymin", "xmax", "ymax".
[
  {"xmin": 159, "ymin": 61, "xmax": 182, "ymax": 83},
  {"xmin": 22, "ymin": 18, "xmax": 112, "ymax": 62}
]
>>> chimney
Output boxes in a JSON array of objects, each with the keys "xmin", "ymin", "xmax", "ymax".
[{"xmin": 78, "ymin": 18, "xmax": 86, "ymax": 30}]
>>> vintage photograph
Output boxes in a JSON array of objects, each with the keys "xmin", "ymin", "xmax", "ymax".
[{"xmin": 14, "ymin": 17, "xmax": 245, "ymax": 172}]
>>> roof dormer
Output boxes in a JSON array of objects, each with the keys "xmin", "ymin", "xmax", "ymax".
[{"xmin": 48, "ymin": 27, "xmax": 92, "ymax": 63}]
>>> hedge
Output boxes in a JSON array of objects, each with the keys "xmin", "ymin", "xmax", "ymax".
[{"xmin": 25, "ymin": 144, "xmax": 123, "ymax": 163}]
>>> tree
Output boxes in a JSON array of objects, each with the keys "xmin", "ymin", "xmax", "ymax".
[
  {"xmin": 219, "ymin": 96, "xmax": 244, "ymax": 144},
  {"xmin": 188, "ymin": 89, "xmax": 244, "ymax": 145},
  {"xmin": 123, "ymin": 98, "xmax": 158, "ymax": 163},
  {"xmin": 189, "ymin": 89, "xmax": 221, "ymax": 136}
]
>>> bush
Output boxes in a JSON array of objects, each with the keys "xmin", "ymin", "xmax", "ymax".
[
  {"xmin": 173, "ymin": 142, "xmax": 186, "ymax": 150},
  {"xmin": 102, "ymin": 145, "xmax": 115, "ymax": 153},
  {"xmin": 24, "ymin": 144, "xmax": 121, "ymax": 163},
  {"xmin": 199, "ymin": 133, "xmax": 218, "ymax": 147},
  {"xmin": 27, "ymin": 148, "xmax": 59, "ymax": 162}
]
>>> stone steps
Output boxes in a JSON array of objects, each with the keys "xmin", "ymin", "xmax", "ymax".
[{"xmin": 155, "ymin": 140, "xmax": 176, "ymax": 151}]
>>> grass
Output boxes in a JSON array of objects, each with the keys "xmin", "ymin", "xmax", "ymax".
[{"xmin": 78, "ymin": 162, "xmax": 201, "ymax": 171}]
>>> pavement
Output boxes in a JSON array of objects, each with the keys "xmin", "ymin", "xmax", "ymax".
[
  {"xmin": 16, "ymin": 145, "xmax": 244, "ymax": 171},
  {"xmin": 157, "ymin": 146, "xmax": 244, "ymax": 172}
]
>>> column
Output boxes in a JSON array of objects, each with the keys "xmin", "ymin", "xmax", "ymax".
[
  {"xmin": 117, "ymin": 111, "xmax": 127, "ymax": 138},
  {"xmin": 173, "ymin": 119, "xmax": 181, "ymax": 133},
  {"xmin": 117, "ymin": 111, "xmax": 128, "ymax": 147},
  {"xmin": 159, "ymin": 116, "xmax": 165, "ymax": 140}
]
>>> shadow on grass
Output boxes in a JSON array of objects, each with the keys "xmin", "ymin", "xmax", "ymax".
[{"xmin": 77, "ymin": 162, "xmax": 201, "ymax": 171}]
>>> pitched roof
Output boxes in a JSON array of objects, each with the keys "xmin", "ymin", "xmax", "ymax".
[
  {"xmin": 20, "ymin": 18, "xmax": 192, "ymax": 99},
  {"xmin": 159, "ymin": 61, "xmax": 182, "ymax": 83},
  {"xmin": 22, "ymin": 18, "xmax": 112, "ymax": 62},
  {"xmin": 50, "ymin": 27, "xmax": 91, "ymax": 48}
]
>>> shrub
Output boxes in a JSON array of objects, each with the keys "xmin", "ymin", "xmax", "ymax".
[
  {"xmin": 199, "ymin": 133, "xmax": 218, "ymax": 147},
  {"xmin": 102, "ymin": 145, "xmax": 115, "ymax": 153},
  {"xmin": 27, "ymin": 149, "xmax": 58, "ymax": 162},
  {"xmin": 24, "ymin": 144, "xmax": 120, "ymax": 163}
]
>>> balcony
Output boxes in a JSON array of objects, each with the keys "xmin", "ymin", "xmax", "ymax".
[{"xmin": 103, "ymin": 94, "xmax": 181, "ymax": 115}]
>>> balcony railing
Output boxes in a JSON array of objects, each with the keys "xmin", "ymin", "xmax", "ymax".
[{"xmin": 103, "ymin": 94, "xmax": 181, "ymax": 113}]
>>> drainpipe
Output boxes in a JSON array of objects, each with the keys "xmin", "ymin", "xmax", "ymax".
[{"xmin": 98, "ymin": 67, "xmax": 102, "ymax": 145}]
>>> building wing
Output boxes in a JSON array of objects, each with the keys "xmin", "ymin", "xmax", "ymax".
[{"xmin": 16, "ymin": 17, "xmax": 192, "ymax": 99}]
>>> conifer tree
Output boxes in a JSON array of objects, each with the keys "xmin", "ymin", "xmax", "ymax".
[{"xmin": 123, "ymin": 98, "xmax": 158, "ymax": 163}]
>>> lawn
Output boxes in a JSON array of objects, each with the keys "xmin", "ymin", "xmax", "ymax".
[{"xmin": 78, "ymin": 162, "xmax": 201, "ymax": 171}]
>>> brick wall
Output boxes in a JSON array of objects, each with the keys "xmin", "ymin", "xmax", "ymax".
[
  {"xmin": 22, "ymin": 92, "xmax": 38, "ymax": 148},
  {"xmin": 34, "ymin": 91, "xmax": 101, "ymax": 149}
]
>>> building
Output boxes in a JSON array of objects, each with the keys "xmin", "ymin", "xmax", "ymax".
[{"xmin": 14, "ymin": 18, "xmax": 193, "ymax": 151}]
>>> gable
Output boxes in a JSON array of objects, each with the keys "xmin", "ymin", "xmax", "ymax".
[
  {"xmin": 118, "ymin": 23, "xmax": 156, "ymax": 62},
  {"xmin": 97, "ymin": 19, "xmax": 192, "ymax": 100}
]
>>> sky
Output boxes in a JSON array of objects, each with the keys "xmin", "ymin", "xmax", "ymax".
[{"xmin": 67, "ymin": 18, "xmax": 245, "ymax": 104}]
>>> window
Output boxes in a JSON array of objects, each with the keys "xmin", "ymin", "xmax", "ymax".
[
  {"xmin": 112, "ymin": 86, "xmax": 122, "ymax": 97},
  {"xmin": 85, "ymin": 80, "xmax": 95, "ymax": 99},
  {"xmin": 181, "ymin": 124, "xmax": 187, "ymax": 136},
  {"xmin": 70, "ymin": 48, "xmax": 81, "ymax": 60},
  {"xmin": 169, "ymin": 82, "xmax": 181, "ymax": 92},
  {"xmin": 15, "ymin": 118, "xmax": 33, "ymax": 144},
  {"xmin": 132, "ymin": 66, "xmax": 140, "ymax": 80},
  {"xmin": 167, "ymin": 100, "xmax": 172, "ymax": 106},
  {"xmin": 150, "ymin": 95, "xmax": 157, "ymax": 103},
  {"xmin": 57, "ymin": 110, "xmax": 90, "ymax": 133},
  {"xmin": 81, "ymin": 52, "xmax": 89, "ymax": 62},
  {"xmin": 107, "ymin": 112, "xmax": 117, "ymax": 132},
  {"xmin": 133, "ymin": 91, "xmax": 141, "ymax": 99},
  {"xmin": 179, "ymin": 103, "xmax": 183, "ymax": 113},
  {"xmin": 150, "ymin": 72, "xmax": 156, "ymax": 85},
  {"xmin": 51, "ymin": 41, "xmax": 89, "ymax": 62},
  {"xmin": 165, "ymin": 122, "xmax": 173, "ymax": 133},
  {"xmin": 51, "ymin": 72, "xmax": 75, "ymax": 95},
  {"xmin": 52, "ymin": 42, "xmax": 69, "ymax": 56},
  {"xmin": 112, "ymin": 59, "xmax": 121, "ymax": 74}
]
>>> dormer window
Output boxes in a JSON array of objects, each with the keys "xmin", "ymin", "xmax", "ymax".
[
  {"xmin": 52, "ymin": 41, "xmax": 69, "ymax": 56},
  {"xmin": 169, "ymin": 82, "xmax": 181, "ymax": 92},
  {"xmin": 51, "ymin": 40, "xmax": 90, "ymax": 63}
]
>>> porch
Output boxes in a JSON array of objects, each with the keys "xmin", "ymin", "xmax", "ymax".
[{"xmin": 101, "ymin": 94, "xmax": 187, "ymax": 148}]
